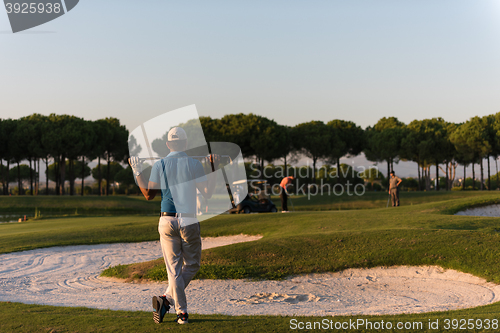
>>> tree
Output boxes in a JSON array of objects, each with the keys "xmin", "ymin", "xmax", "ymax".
[
  {"xmin": 250, "ymin": 119, "xmax": 290, "ymax": 174},
  {"xmin": 99, "ymin": 118, "xmax": 129, "ymax": 196},
  {"xmin": 9, "ymin": 164, "xmax": 37, "ymax": 187},
  {"xmin": 0, "ymin": 119, "xmax": 8, "ymax": 195},
  {"xmin": 418, "ymin": 118, "xmax": 453, "ymax": 191},
  {"xmin": 291, "ymin": 121, "xmax": 332, "ymax": 183},
  {"xmin": 91, "ymin": 119, "xmax": 111, "ymax": 196},
  {"xmin": 400, "ymin": 120, "xmax": 424, "ymax": 190},
  {"xmin": 9, "ymin": 119, "xmax": 29, "ymax": 195},
  {"xmin": 453, "ymin": 135, "xmax": 474, "ymax": 191},
  {"xmin": 359, "ymin": 166, "xmax": 385, "ymax": 188},
  {"xmin": 22, "ymin": 114, "xmax": 48, "ymax": 195},
  {"xmin": 1, "ymin": 119, "xmax": 18, "ymax": 195},
  {"xmin": 59, "ymin": 117, "xmax": 95, "ymax": 195},
  {"xmin": 46, "ymin": 160, "xmax": 90, "ymax": 184},
  {"xmin": 364, "ymin": 117, "xmax": 406, "ymax": 188},
  {"xmin": 217, "ymin": 113, "xmax": 257, "ymax": 159},
  {"xmin": 114, "ymin": 166, "xmax": 138, "ymax": 194},
  {"xmin": 277, "ymin": 126, "xmax": 294, "ymax": 176},
  {"xmin": 440, "ymin": 122, "xmax": 459, "ymax": 190},
  {"xmin": 41, "ymin": 114, "xmax": 73, "ymax": 195},
  {"xmin": 450, "ymin": 118, "xmax": 490, "ymax": 190},
  {"xmin": 492, "ymin": 112, "xmax": 500, "ymax": 189},
  {"xmin": 200, "ymin": 116, "xmax": 224, "ymax": 142},
  {"xmin": 91, "ymin": 162, "xmax": 124, "ymax": 195},
  {"xmin": 327, "ymin": 120, "xmax": 365, "ymax": 183},
  {"xmin": 211, "ymin": 114, "xmax": 290, "ymax": 175},
  {"xmin": 483, "ymin": 113, "xmax": 500, "ymax": 190},
  {"xmin": 151, "ymin": 132, "xmax": 170, "ymax": 158},
  {"xmin": 78, "ymin": 120, "xmax": 99, "ymax": 196}
]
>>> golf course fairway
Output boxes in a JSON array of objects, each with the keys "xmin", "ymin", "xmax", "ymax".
[{"xmin": 1, "ymin": 192, "xmax": 500, "ymax": 332}]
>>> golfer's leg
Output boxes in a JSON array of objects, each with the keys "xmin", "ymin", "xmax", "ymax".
[
  {"xmin": 391, "ymin": 190, "xmax": 396, "ymax": 207},
  {"xmin": 284, "ymin": 191, "xmax": 288, "ymax": 211},
  {"xmin": 180, "ymin": 221, "xmax": 201, "ymax": 288},
  {"xmin": 280, "ymin": 189, "xmax": 287, "ymax": 211},
  {"xmin": 158, "ymin": 218, "xmax": 186, "ymax": 314}
]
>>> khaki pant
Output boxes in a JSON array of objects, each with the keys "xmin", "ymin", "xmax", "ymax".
[
  {"xmin": 390, "ymin": 188, "xmax": 399, "ymax": 207},
  {"xmin": 158, "ymin": 216, "xmax": 201, "ymax": 314}
]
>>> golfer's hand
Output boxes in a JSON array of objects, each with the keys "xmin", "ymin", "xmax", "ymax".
[{"xmin": 128, "ymin": 157, "xmax": 143, "ymax": 176}]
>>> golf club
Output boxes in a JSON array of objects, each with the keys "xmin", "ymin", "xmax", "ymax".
[{"xmin": 138, "ymin": 155, "xmax": 232, "ymax": 163}]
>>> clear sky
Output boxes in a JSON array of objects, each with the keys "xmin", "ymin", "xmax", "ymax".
[
  {"xmin": 2, "ymin": 1, "xmax": 500, "ymax": 178},
  {"xmin": 2, "ymin": 0, "xmax": 500, "ymax": 131}
]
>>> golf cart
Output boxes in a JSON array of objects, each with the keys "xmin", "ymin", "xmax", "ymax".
[{"xmin": 229, "ymin": 179, "xmax": 277, "ymax": 214}]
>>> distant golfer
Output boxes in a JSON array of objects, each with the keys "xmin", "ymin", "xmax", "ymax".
[
  {"xmin": 129, "ymin": 127, "xmax": 219, "ymax": 325},
  {"xmin": 279, "ymin": 176, "xmax": 294, "ymax": 213},
  {"xmin": 388, "ymin": 171, "xmax": 402, "ymax": 207}
]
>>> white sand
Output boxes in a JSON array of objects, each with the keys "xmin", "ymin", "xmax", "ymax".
[
  {"xmin": 1, "ymin": 235, "xmax": 499, "ymax": 316},
  {"xmin": 455, "ymin": 204, "xmax": 500, "ymax": 217}
]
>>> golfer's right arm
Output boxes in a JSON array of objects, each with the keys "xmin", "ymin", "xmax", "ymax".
[{"xmin": 136, "ymin": 177, "xmax": 159, "ymax": 201}]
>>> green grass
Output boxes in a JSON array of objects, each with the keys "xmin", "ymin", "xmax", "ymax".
[
  {"xmin": 0, "ymin": 195, "xmax": 159, "ymax": 216},
  {"xmin": 272, "ymin": 190, "xmax": 491, "ymax": 211},
  {"xmin": 102, "ymin": 193, "xmax": 500, "ymax": 282},
  {"xmin": 0, "ymin": 190, "xmax": 487, "ymax": 218},
  {"xmin": 0, "ymin": 215, "xmax": 159, "ymax": 254},
  {"xmin": 3, "ymin": 301, "xmax": 500, "ymax": 332},
  {"xmin": 3, "ymin": 192, "xmax": 500, "ymax": 332}
]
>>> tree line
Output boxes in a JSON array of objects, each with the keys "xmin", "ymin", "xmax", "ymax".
[
  {"xmin": 0, "ymin": 114, "xmax": 128, "ymax": 195},
  {"xmin": 2, "ymin": 112, "xmax": 499, "ymax": 195},
  {"xmin": 197, "ymin": 113, "xmax": 500, "ymax": 191}
]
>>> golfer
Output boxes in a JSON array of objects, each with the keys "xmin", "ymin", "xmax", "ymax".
[
  {"xmin": 279, "ymin": 176, "xmax": 294, "ymax": 213},
  {"xmin": 129, "ymin": 127, "xmax": 219, "ymax": 325},
  {"xmin": 388, "ymin": 171, "xmax": 402, "ymax": 207}
]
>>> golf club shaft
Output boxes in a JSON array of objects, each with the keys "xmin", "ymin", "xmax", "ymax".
[{"xmin": 139, "ymin": 155, "xmax": 231, "ymax": 162}]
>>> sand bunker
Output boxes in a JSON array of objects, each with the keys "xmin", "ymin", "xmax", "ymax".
[
  {"xmin": 455, "ymin": 204, "xmax": 500, "ymax": 217},
  {"xmin": 1, "ymin": 235, "xmax": 499, "ymax": 316}
]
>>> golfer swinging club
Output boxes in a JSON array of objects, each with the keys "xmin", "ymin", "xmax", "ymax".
[{"xmin": 129, "ymin": 127, "xmax": 219, "ymax": 324}]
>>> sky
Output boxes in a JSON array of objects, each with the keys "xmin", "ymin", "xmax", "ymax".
[{"xmin": 2, "ymin": 0, "xmax": 500, "ymax": 178}]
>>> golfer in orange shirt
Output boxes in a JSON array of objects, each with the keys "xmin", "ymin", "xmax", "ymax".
[{"xmin": 279, "ymin": 176, "xmax": 294, "ymax": 213}]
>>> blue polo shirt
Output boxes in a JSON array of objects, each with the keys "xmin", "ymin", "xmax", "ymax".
[{"xmin": 149, "ymin": 151, "xmax": 207, "ymax": 214}]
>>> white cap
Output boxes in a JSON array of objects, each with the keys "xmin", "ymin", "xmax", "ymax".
[{"xmin": 167, "ymin": 127, "xmax": 187, "ymax": 141}]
